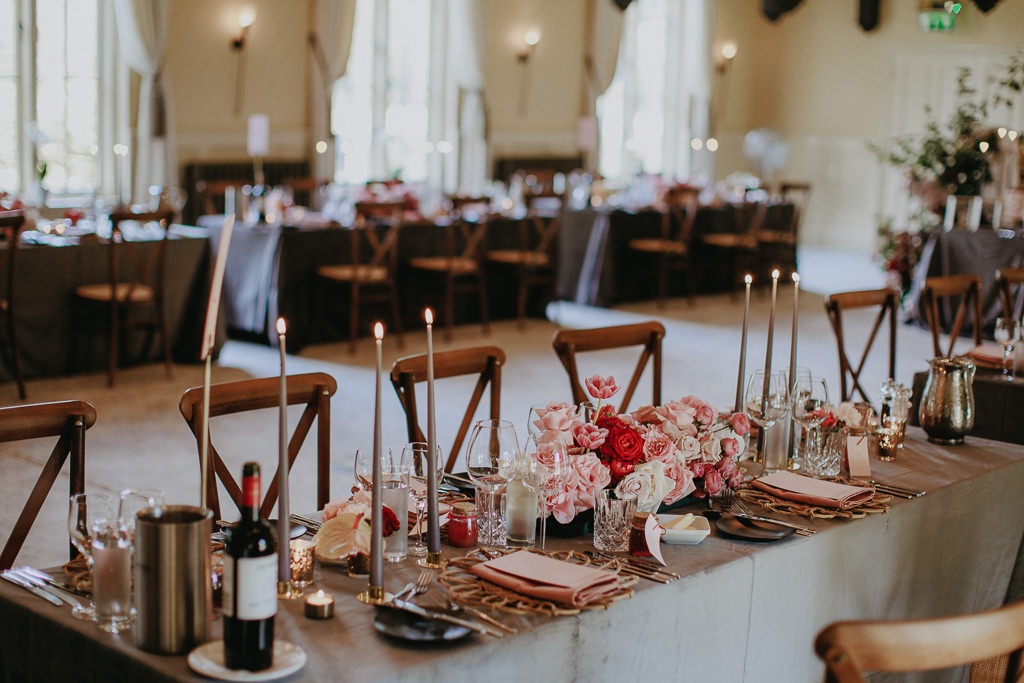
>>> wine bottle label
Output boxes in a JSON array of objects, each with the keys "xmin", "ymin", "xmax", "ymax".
[{"xmin": 222, "ymin": 554, "xmax": 278, "ymax": 620}]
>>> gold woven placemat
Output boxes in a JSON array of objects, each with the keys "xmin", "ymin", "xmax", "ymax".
[
  {"xmin": 439, "ymin": 548, "xmax": 638, "ymax": 617},
  {"xmin": 736, "ymin": 483, "xmax": 891, "ymax": 520}
]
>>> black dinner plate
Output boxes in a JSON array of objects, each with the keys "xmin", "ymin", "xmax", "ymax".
[
  {"xmin": 373, "ymin": 606, "xmax": 472, "ymax": 642},
  {"xmin": 715, "ymin": 515, "xmax": 794, "ymax": 541},
  {"xmin": 442, "ymin": 472, "xmax": 476, "ymax": 495}
]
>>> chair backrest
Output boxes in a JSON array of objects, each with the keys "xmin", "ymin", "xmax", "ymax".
[
  {"xmin": 551, "ymin": 321, "xmax": 665, "ymax": 413},
  {"xmin": 662, "ymin": 187, "xmax": 700, "ymax": 244},
  {"xmin": 921, "ymin": 274, "xmax": 983, "ymax": 357},
  {"xmin": 0, "ymin": 400, "xmax": 97, "ymax": 569},
  {"xmin": 178, "ymin": 372, "xmax": 337, "ymax": 520},
  {"xmin": 824, "ymin": 288, "xmax": 898, "ymax": 403},
  {"xmin": 195, "ymin": 179, "xmax": 247, "ymax": 216},
  {"xmin": 283, "ymin": 177, "xmax": 325, "ymax": 209},
  {"xmin": 815, "ymin": 599, "xmax": 1024, "ymax": 682},
  {"xmin": 778, "ymin": 181, "xmax": 811, "ymax": 242},
  {"xmin": 996, "ymin": 266, "xmax": 1024, "ymax": 320},
  {"xmin": 0, "ymin": 210, "xmax": 24, "ymax": 309},
  {"xmin": 390, "ymin": 346, "xmax": 505, "ymax": 473},
  {"xmin": 352, "ymin": 200, "xmax": 404, "ymax": 273},
  {"xmin": 106, "ymin": 209, "xmax": 174, "ymax": 303}
]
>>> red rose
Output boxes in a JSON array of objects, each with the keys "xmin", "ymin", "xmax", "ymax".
[
  {"xmin": 382, "ymin": 505, "xmax": 400, "ymax": 537},
  {"xmin": 595, "ymin": 413, "xmax": 624, "ymax": 431},
  {"xmin": 600, "ymin": 425, "xmax": 643, "ymax": 463},
  {"xmin": 609, "ymin": 458, "xmax": 635, "ymax": 479}
]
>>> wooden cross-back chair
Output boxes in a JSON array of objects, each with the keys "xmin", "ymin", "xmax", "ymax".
[
  {"xmin": 0, "ymin": 400, "xmax": 97, "ymax": 569},
  {"xmin": 758, "ymin": 182, "xmax": 810, "ymax": 273},
  {"xmin": 815, "ymin": 599, "xmax": 1024, "ymax": 683},
  {"xmin": 551, "ymin": 321, "xmax": 665, "ymax": 413},
  {"xmin": 390, "ymin": 346, "xmax": 505, "ymax": 473},
  {"xmin": 699, "ymin": 201, "xmax": 767, "ymax": 296},
  {"xmin": 824, "ymin": 288, "xmax": 898, "ymax": 403},
  {"xmin": 407, "ymin": 199, "xmax": 490, "ymax": 340},
  {"xmin": 487, "ymin": 196, "xmax": 561, "ymax": 329},
  {"xmin": 178, "ymin": 372, "xmax": 337, "ymax": 521},
  {"xmin": 921, "ymin": 274, "xmax": 983, "ymax": 358},
  {"xmin": 627, "ymin": 186, "xmax": 700, "ymax": 309},
  {"xmin": 196, "ymin": 179, "xmax": 248, "ymax": 216},
  {"xmin": 72, "ymin": 208, "xmax": 175, "ymax": 386},
  {"xmin": 317, "ymin": 200, "xmax": 406, "ymax": 352},
  {"xmin": 282, "ymin": 177, "xmax": 326, "ymax": 210},
  {"xmin": 996, "ymin": 266, "xmax": 1024, "ymax": 320},
  {"xmin": 0, "ymin": 210, "xmax": 27, "ymax": 399}
]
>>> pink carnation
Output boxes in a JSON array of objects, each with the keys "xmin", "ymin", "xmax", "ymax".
[
  {"xmin": 729, "ymin": 412, "xmax": 751, "ymax": 436},
  {"xmin": 585, "ymin": 375, "xmax": 620, "ymax": 400},
  {"xmin": 573, "ymin": 423, "xmax": 609, "ymax": 451}
]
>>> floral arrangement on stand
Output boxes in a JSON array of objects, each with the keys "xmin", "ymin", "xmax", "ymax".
[
  {"xmin": 533, "ymin": 375, "xmax": 751, "ymax": 524},
  {"xmin": 876, "ymin": 214, "xmax": 934, "ymax": 302}
]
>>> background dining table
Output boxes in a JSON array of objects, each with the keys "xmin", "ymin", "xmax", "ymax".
[{"xmin": 0, "ymin": 427, "xmax": 1021, "ymax": 682}]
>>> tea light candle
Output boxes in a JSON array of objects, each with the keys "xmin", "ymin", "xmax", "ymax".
[{"xmin": 304, "ymin": 589, "xmax": 335, "ymax": 619}]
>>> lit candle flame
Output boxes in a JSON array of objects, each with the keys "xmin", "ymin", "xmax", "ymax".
[
  {"xmin": 771, "ymin": 269, "xmax": 780, "ymax": 279},
  {"xmin": 792, "ymin": 272, "xmax": 800, "ymax": 284},
  {"xmin": 744, "ymin": 274, "xmax": 753, "ymax": 285},
  {"xmin": 424, "ymin": 308, "xmax": 434, "ymax": 325},
  {"xmin": 316, "ymin": 589, "xmax": 324, "ymax": 600},
  {"xmin": 276, "ymin": 317, "xmax": 286, "ymax": 335},
  {"xmin": 374, "ymin": 322, "xmax": 384, "ymax": 340}
]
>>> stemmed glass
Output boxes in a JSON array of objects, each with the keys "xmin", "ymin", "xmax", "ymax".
[
  {"xmin": 526, "ymin": 404, "xmax": 548, "ymax": 440},
  {"xmin": 744, "ymin": 370, "xmax": 790, "ymax": 465},
  {"xmin": 522, "ymin": 439, "xmax": 570, "ymax": 551},
  {"xmin": 67, "ymin": 493, "xmax": 115, "ymax": 621},
  {"xmin": 117, "ymin": 488, "xmax": 165, "ymax": 536},
  {"xmin": 465, "ymin": 419, "xmax": 519, "ymax": 548},
  {"xmin": 790, "ymin": 375, "xmax": 829, "ymax": 430},
  {"xmin": 401, "ymin": 442, "xmax": 442, "ymax": 557},
  {"xmin": 994, "ymin": 317, "xmax": 1022, "ymax": 381},
  {"xmin": 353, "ymin": 449, "xmax": 372, "ymax": 492}
]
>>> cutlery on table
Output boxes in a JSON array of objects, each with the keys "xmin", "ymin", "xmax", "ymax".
[
  {"xmin": 448, "ymin": 601, "xmax": 518, "ymax": 634},
  {"xmin": 869, "ymin": 480, "xmax": 925, "ymax": 498},
  {"xmin": 16, "ymin": 566, "xmax": 91, "ymax": 599},
  {"xmin": 9, "ymin": 567, "xmax": 83, "ymax": 606},
  {"xmin": 1, "ymin": 571, "xmax": 63, "ymax": 606},
  {"xmin": 442, "ymin": 472, "xmax": 475, "ymax": 488},
  {"xmin": 730, "ymin": 500, "xmax": 818, "ymax": 536},
  {"xmin": 389, "ymin": 598, "xmax": 504, "ymax": 638},
  {"xmin": 585, "ymin": 551, "xmax": 677, "ymax": 583},
  {"xmin": 290, "ymin": 514, "xmax": 322, "ymax": 532}
]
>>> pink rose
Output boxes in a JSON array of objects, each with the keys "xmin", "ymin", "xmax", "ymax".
[
  {"xmin": 573, "ymin": 423, "xmax": 609, "ymax": 451},
  {"xmin": 717, "ymin": 456, "xmax": 743, "ymax": 488},
  {"xmin": 689, "ymin": 461, "xmax": 706, "ymax": 478},
  {"xmin": 702, "ymin": 468, "xmax": 724, "ymax": 497},
  {"xmin": 630, "ymin": 404, "xmax": 661, "ymax": 425},
  {"xmin": 642, "ymin": 429, "xmax": 677, "ymax": 463},
  {"xmin": 549, "ymin": 490, "xmax": 577, "ymax": 524},
  {"xmin": 585, "ymin": 375, "xmax": 620, "ymax": 400},
  {"xmin": 571, "ymin": 453, "xmax": 611, "ymax": 510},
  {"xmin": 656, "ymin": 400, "xmax": 698, "ymax": 435},
  {"xmin": 721, "ymin": 437, "xmax": 739, "ymax": 458},
  {"xmin": 534, "ymin": 406, "xmax": 579, "ymax": 433},
  {"xmin": 729, "ymin": 412, "xmax": 751, "ymax": 436},
  {"xmin": 661, "ymin": 459, "xmax": 697, "ymax": 505},
  {"xmin": 681, "ymin": 396, "xmax": 717, "ymax": 428}
]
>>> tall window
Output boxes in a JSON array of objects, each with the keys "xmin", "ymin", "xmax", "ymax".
[
  {"xmin": 597, "ymin": 0, "xmax": 710, "ymax": 184},
  {"xmin": 332, "ymin": 0, "xmax": 432, "ymax": 184},
  {"xmin": 1, "ymin": 0, "xmax": 118, "ymax": 200}
]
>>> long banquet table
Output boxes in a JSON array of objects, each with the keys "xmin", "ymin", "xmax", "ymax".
[
  {"xmin": 1, "ymin": 427, "xmax": 1022, "ymax": 682},
  {"xmin": 0, "ymin": 225, "xmax": 221, "ymax": 384}
]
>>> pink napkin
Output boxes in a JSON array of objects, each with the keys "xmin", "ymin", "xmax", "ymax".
[
  {"xmin": 751, "ymin": 471, "xmax": 874, "ymax": 510},
  {"xmin": 966, "ymin": 343, "xmax": 1015, "ymax": 370},
  {"xmin": 469, "ymin": 550, "xmax": 620, "ymax": 607}
]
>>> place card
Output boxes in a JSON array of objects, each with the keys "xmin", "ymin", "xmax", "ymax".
[
  {"xmin": 644, "ymin": 514, "xmax": 667, "ymax": 566},
  {"xmin": 846, "ymin": 433, "xmax": 871, "ymax": 478}
]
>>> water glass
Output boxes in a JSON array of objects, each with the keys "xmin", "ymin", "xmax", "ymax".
[
  {"xmin": 381, "ymin": 462, "xmax": 410, "ymax": 562},
  {"xmin": 91, "ymin": 518, "xmax": 134, "ymax": 633},
  {"xmin": 466, "ymin": 419, "xmax": 519, "ymax": 548},
  {"xmin": 67, "ymin": 493, "xmax": 116, "ymax": 622},
  {"xmin": 805, "ymin": 428, "xmax": 847, "ymax": 478},
  {"xmin": 475, "ymin": 486, "xmax": 507, "ymax": 548},
  {"xmin": 594, "ymin": 491, "xmax": 636, "ymax": 552}
]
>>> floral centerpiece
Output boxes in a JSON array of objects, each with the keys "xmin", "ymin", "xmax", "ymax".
[{"xmin": 533, "ymin": 375, "xmax": 750, "ymax": 524}]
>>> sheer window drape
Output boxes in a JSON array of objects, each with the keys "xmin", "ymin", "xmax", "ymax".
[{"xmin": 310, "ymin": 0, "xmax": 356, "ymax": 182}]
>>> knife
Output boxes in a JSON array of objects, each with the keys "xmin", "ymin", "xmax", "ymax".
[
  {"xmin": 16, "ymin": 567, "xmax": 89, "ymax": 601},
  {"xmin": 1, "ymin": 572, "xmax": 63, "ymax": 606},
  {"xmin": 731, "ymin": 512, "xmax": 818, "ymax": 535},
  {"xmin": 389, "ymin": 598, "xmax": 503, "ymax": 637}
]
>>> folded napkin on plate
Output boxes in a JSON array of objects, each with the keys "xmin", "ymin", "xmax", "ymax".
[
  {"xmin": 469, "ymin": 550, "xmax": 620, "ymax": 607},
  {"xmin": 751, "ymin": 471, "xmax": 874, "ymax": 510},
  {"xmin": 966, "ymin": 343, "xmax": 1023, "ymax": 371}
]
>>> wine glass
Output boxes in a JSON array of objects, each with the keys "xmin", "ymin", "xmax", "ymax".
[
  {"xmin": 67, "ymin": 493, "xmax": 115, "ymax": 621},
  {"xmin": 401, "ymin": 442, "xmax": 442, "ymax": 557},
  {"xmin": 994, "ymin": 317, "xmax": 1022, "ymax": 381},
  {"xmin": 522, "ymin": 439, "xmax": 570, "ymax": 551},
  {"xmin": 117, "ymin": 488, "xmax": 165, "ymax": 536},
  {"xmin": 353, "ymin": 449, "xmax": 372, "ymax": 492},
  {"xmin": 744, "ymin": 370, "xmax": 790, "ymax": 463},
  {"xmin": 526, "ymin": 404, "xmax": 548, "ymax": 440},
  {"xmin": 790, "ymin": 375, "xmax": 829, "ymax": 430},
  {"xmin": 465, "ymin": 419, "xmax": 519, "ymax": 547}
]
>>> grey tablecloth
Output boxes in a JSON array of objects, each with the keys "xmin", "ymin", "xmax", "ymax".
[
  {"xmin": 0, "ymin": 227, "xmax": 220, "ymax": 382},
  {"xmin": 1, "ymin": 427, "xmax": 1022, "ymax": 682}
]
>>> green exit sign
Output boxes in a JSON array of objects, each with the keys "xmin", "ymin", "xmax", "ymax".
[{"xmin": 918, "ymin": 10, "xmax": 957, "ymax": 31}]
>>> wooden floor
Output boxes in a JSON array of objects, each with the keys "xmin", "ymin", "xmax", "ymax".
[{"xmin": 0, "ymin": 248, "xmax": 949, "ymax": 568}]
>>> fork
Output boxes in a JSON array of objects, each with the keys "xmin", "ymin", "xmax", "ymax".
[
  {"xmin": 411, "ymin": 569, "xmax": 433, "ymax": 598},
  {"xmin": 731, "ymin": 498, "xmax": 818, "ymax": 536},
  {"xmin": 5, "ymin": 568, "xmax": 75, "ymax": 606}
]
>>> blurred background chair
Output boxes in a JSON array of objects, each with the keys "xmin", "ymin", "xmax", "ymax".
[
  {"xmin": 0, "ymin": 400, "xmax": 96, "ymax": 569},
  {"xmin": 0, "ymin": 210, "xmax": 27, "ymax": 399},
  {"xmin": 921, "ymin": 274, "xmax": 983, "ymax": 357},
  {"xmin": 996, "ymin": 266, "xmax": 1024, "ymax": 320},
  {"xmin": 390, "ymin": 346, "xmax": 505, "ymax": 473},
  {"xmin": 699, "ymin": 201, "xmax": 766, "ymax": 297},
  {"xmin": 178, "ymin": 372, "xmax": 337, "ymax": 520},
  {"xmin": 627, "ymin": 185, "xmax": 699, "ymax": 309}
]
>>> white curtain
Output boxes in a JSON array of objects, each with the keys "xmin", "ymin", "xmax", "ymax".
[
  {"xmin": 451, "ymin": 0, "xmax": 487, "ymax": 193},
  {"xmin": 582, "ymin": 0, "xmax": 624, "ymax": 169},
  {"xmin": 310, "ymin": 0, "xmax": 357, "ymax": 182},
  {"xmin": 113, "ymin": 0, "xmax": 171, "ymax": 204}
]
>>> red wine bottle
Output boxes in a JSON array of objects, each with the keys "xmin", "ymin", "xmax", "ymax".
[{"xmin": 223, "ymin": 462, "xmax": 277, "ymax": 671}]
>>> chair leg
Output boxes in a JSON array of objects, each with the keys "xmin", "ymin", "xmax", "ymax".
[
  {"xmin": 656, "ymin": 256, "xmax": 667, "ymax": 310},
  {"xmin": 6, "ymin": 314, "xmax": 26, "ymax": 400},
  {"xmin": 108, "ymin": 300, "xmax": 119, "ymax": 387},
  {"xmin": 517, "ymin": 265, "xmax": 528, "ymax": 330},
  {"xmin": 477, "ymin": 272, "xmax": 490, "ymax": 335},
  {"xmin": 349, "ymin": 282, "xmax": 359, "ymax": 354}
]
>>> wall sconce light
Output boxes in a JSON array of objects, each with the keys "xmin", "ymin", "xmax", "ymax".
[
  {"xmin": 232, "ymin": 9, "xmax": 255, "ymax": 50},
  {"xmin": 715, "ymin": 41, "xmax": 737, "ymax": 73},
  {"xmin": 518, "ymin": 30, "xmax": 540, "ymax": 63}
]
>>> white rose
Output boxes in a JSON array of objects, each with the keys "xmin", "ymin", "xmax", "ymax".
[
  {"xmin": 837, "ymin": 402, "xmax": 863, "ymax": 428},
  {"xmin": 624, "ymin": 460, "xmax": 675, "ymax": 512},
  {"xmin": 677, "ymin": 435, "xmax": 702, "ymax": 462}
]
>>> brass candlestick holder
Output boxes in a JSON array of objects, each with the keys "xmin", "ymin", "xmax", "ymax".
[
  {"xmin": 417, "ymin": 551, "xmax": 446, "ymax": 569},
  {"xmin": 277, "ymin": 580, "xmax": 302, "ymax": 600},
  {"xmin": 356, "ymin": 583, "xmax": 392, "ymax": 605}
]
